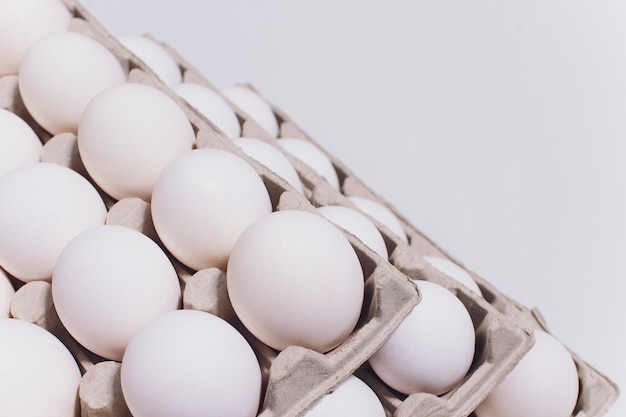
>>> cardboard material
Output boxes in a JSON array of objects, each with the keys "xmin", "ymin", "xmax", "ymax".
[
  {"xmin": 3, "ymin": 1, "xmax": 617, "ymax": 416},
  {"xmin": 79, "ymin": 361, "xmax": 132, "ymax": 417}
]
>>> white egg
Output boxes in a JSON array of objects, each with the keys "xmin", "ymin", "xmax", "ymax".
[
  {"xmin": 118, "ymin": 35, "xmax": 182, "ymax": 86},
  {"xmin": 0, "ymin": 268, "xmax": 14, "ymax": 318},
  {"xmin": 173, "ymin": 82, "xmax": 241, "ymax": 139},
  {"xmin": 121, "ymin": 309, "xmax": 262, "ymax": 417},
  {"xmin": 221, "ymin": 85, "xmax": 279, "ymax": 137},
  {"xmin": 348, "ymin": 196, "xmax": 408, "ymax": 243},
  {"xmin": 0, "ymin": 0, "xmax": 71, "ymax": 76},
  {"xmin": 52, "ymin": 224, "xmax": 181, "ymax": 361},
  {"xmin": 368, "ymin": 280, "xmax": 475, "ymax": 395},
  {"xmin": 0, "ymin": 318, "xmax": 81, "ymax": 417},
  {"xmin": 318, "ymin": 205, "xmax": 388, "ymax": 258},
  {"xmin": 0, "ymin": 108, "xmax": 42, "ymax": 177},
  {"xmin": 151, "ymin": 148, "xmax": 272, "ymax": 271},
  {"xmin": 77, "ymin": 82, "xmax": 195, "ymax": 201},
  {"xmin": 0, "ymin": 162, "xmax": 107, "ymax": 282},
  {"xmin": 304, "ymin": 375, "xmax": 386, "ymax": 417},
  {"xmin": 423, "ymin": 255, "xmax": 482, "ymax": 295},
  {"xmin": 18, "ymin": 31, "xmax": 126, "ymax": 134},
  {"xmin": 278, "ymin": 137, "xmax": 340, "ymax": 189},
  {"xmin": 233, "ymin": 137, "xmax": 304, "ymax": 193},
  {"xmin": 474, "ymin": 329, "xmax": 579, "ymax": 417},
  {"xmin": 227, "ymin": 210, "xmax": 364, "ymax": 352}
]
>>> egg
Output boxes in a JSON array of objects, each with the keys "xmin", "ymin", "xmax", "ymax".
[
  {"xmin": 304, "ymin": 375, "xmax": 385, "ymax": 417},
  {"xmin": 474, "ymin": 329, "xmax": 579, "ymax": 417},
  {"xmin": 0, "ymin": 108, "xmax": 42, "ymax": 177},
  {"xmin": 151, "ymin": 148, "xmax": 272, "ymax": 271},
  {"xmin": 51, "ymin": 224, "xmax": 181, "ymax": 361},
  {"xmin": 318, "ymin": 205, "xmax": 388, "ymax": 258},
  {"xmin": 227, "ymin": 210, "xmax": 364, "ymax": 352},
  {"xmin": 423, "ymin": 255, "xmax": 482, "ymax": 295},
  {"xmin": 221, "ymin": 85, "xmax": 279, "ymax": 137},
  {"xmin": 233, "ymin": 137, "xmax": 304, "ymax": 193},
  {"xmin": 0, "ymin": 0, "xmax": 72, "ymax": 76},
  {"xmin": 0, "ymin": 318, "xmax": 81, "ymax": 417},
  {"xmin": 172, "ymin": 82, "xmax": 241, "ymax": 139},
  {"xmin": 0, "ymin": 268, "xmax": 14, "ymax": 318},
  {"xmin": 121, "ymin": 309, "xmax": 262, "ymax": 417},
  {"xmin": 118, "ymin": 35, "xmax": 182, "ymax": 86},
  {"xmin": 77, "ymin": 82, "xmax": 195, "ymax": 201},
  {"xmin": 368, "ymin": 279, "xmax": 475, "ymax": 395},
  {"xmin": 0, "ymin": 162, "xmax": 107, "ymax": 282},
  {"xmin": 18, "ymin": 31, "xmax": 126, "ymax": 134},
  {"xmin": 348, "ymin": 196, "xmax": 408, "ymax": 243},
  {"xmin": 278, "ymin": 137, "xmax": 340, "ymax": 189}
]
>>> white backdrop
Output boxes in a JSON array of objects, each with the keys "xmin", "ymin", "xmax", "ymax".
[{"xmin": 79, "ymin": 1, "xmax": 625, "ymax": 415}]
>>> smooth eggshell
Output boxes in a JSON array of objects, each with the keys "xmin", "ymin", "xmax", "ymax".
[
  {"xmin": 118, "ymin": 35, "xmax": 182, "ymax": 86},
  {"xmin": 278, "ymin": 137, "xmax": 340, "ymax": 189},
  {"xmin": 348, "ymin": 196, "xmax": 408, "ymax": 243},
  {"xmin": 423, "ymin": 255, "xmax": 482, "ymax": 295},
  {"xmin": 318, "ymin": 205, "xmax": 388, "ymax": 258},
  {"xmin": 0, "ymin": 268, "xmax": 14, "ymax": 318},
  {"xmin": 0, "ymin": 162, "xmax": 107, "ymax": 282},
  {"xmin": 121, "ymin": 309, "xmax": 262, "ymax": 417},
  {"xmin": 304, "ymin": 375, "xmax": 386, "ymax": 417},
  {"xmin": 18, "ymin": 31, "xmax": 126, "ymax": 134},
  {"xmin": 233, "ymin": 137, "xmax": 304, "ymax": 193},
  {"xmin": 0, "ymin": 318, "xmax": 81, "ymax": 417},
  {"xmin": 474, "ymin": 329, "xmax": 579, "ymax": 417},
  {"xmin": 0, "ymin": 0, "xmax": 71, "ymax": 76},
  {"xmin": 0, "ymin": 108, "xmax": 42, "ymax": 177},
  {"xmin": 52, "ymin": 225, "xmax": 181, "ymax": 361},
  {"xmin": 173, "ymin": 82, "xmax": 241, "ymax": 139},
  {"xmin": 227, "ymin": 210, "xmax": 364, "ymax": 352},
  {"xmin": 151, "ymin": 148, "xmax": 272, "ymax": 271},
  {"xmin": 368, "ymin": 280, "xmax": 475, "ymax": 395},
  {"xmin": 221, "ymin": 85, "xmax": 279, "ymax": 137},
  {"xmin": 78, "ymin": 82, "xmax": 195, "ymax": 201}
]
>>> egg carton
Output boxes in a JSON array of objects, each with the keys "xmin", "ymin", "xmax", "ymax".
[
  {"xmin": 4, "ymin": 3, "xmax": 421, "ymax": 417},
  {"xmin": 242, "ymin": 82, "xmax": 620, "ymax": 417},
  {"xmin": 5, "ymin": 1, "xmax": 617, "ymax": 417}
]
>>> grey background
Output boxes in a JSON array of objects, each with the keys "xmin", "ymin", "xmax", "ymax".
[{"xmin": 79, "ymin": 1, "xmax": 625, "ymax": 415}]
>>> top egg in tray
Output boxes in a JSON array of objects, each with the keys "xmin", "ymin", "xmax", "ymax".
[{"xmin": 0, "ymin": 1, "xmax": 619, "ymax": 417}]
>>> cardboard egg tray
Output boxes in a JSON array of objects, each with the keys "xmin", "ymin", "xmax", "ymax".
[
  {"xmin": 258, "ymin": 91, "xmax": 620, "ymax": 417},
  {"xmin": 0, "ymin": 1, "xmax": 617, "ymax": 417}
]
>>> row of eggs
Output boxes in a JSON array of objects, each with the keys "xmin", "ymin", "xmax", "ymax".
[{"xmin": 0, "ymin": 1, "xmax": 580, "ymax": 417}]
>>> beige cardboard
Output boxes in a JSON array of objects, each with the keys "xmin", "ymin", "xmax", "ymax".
[{"xmin": 79, "ymin": 361, "xmax": 132, "ymax": 417}]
